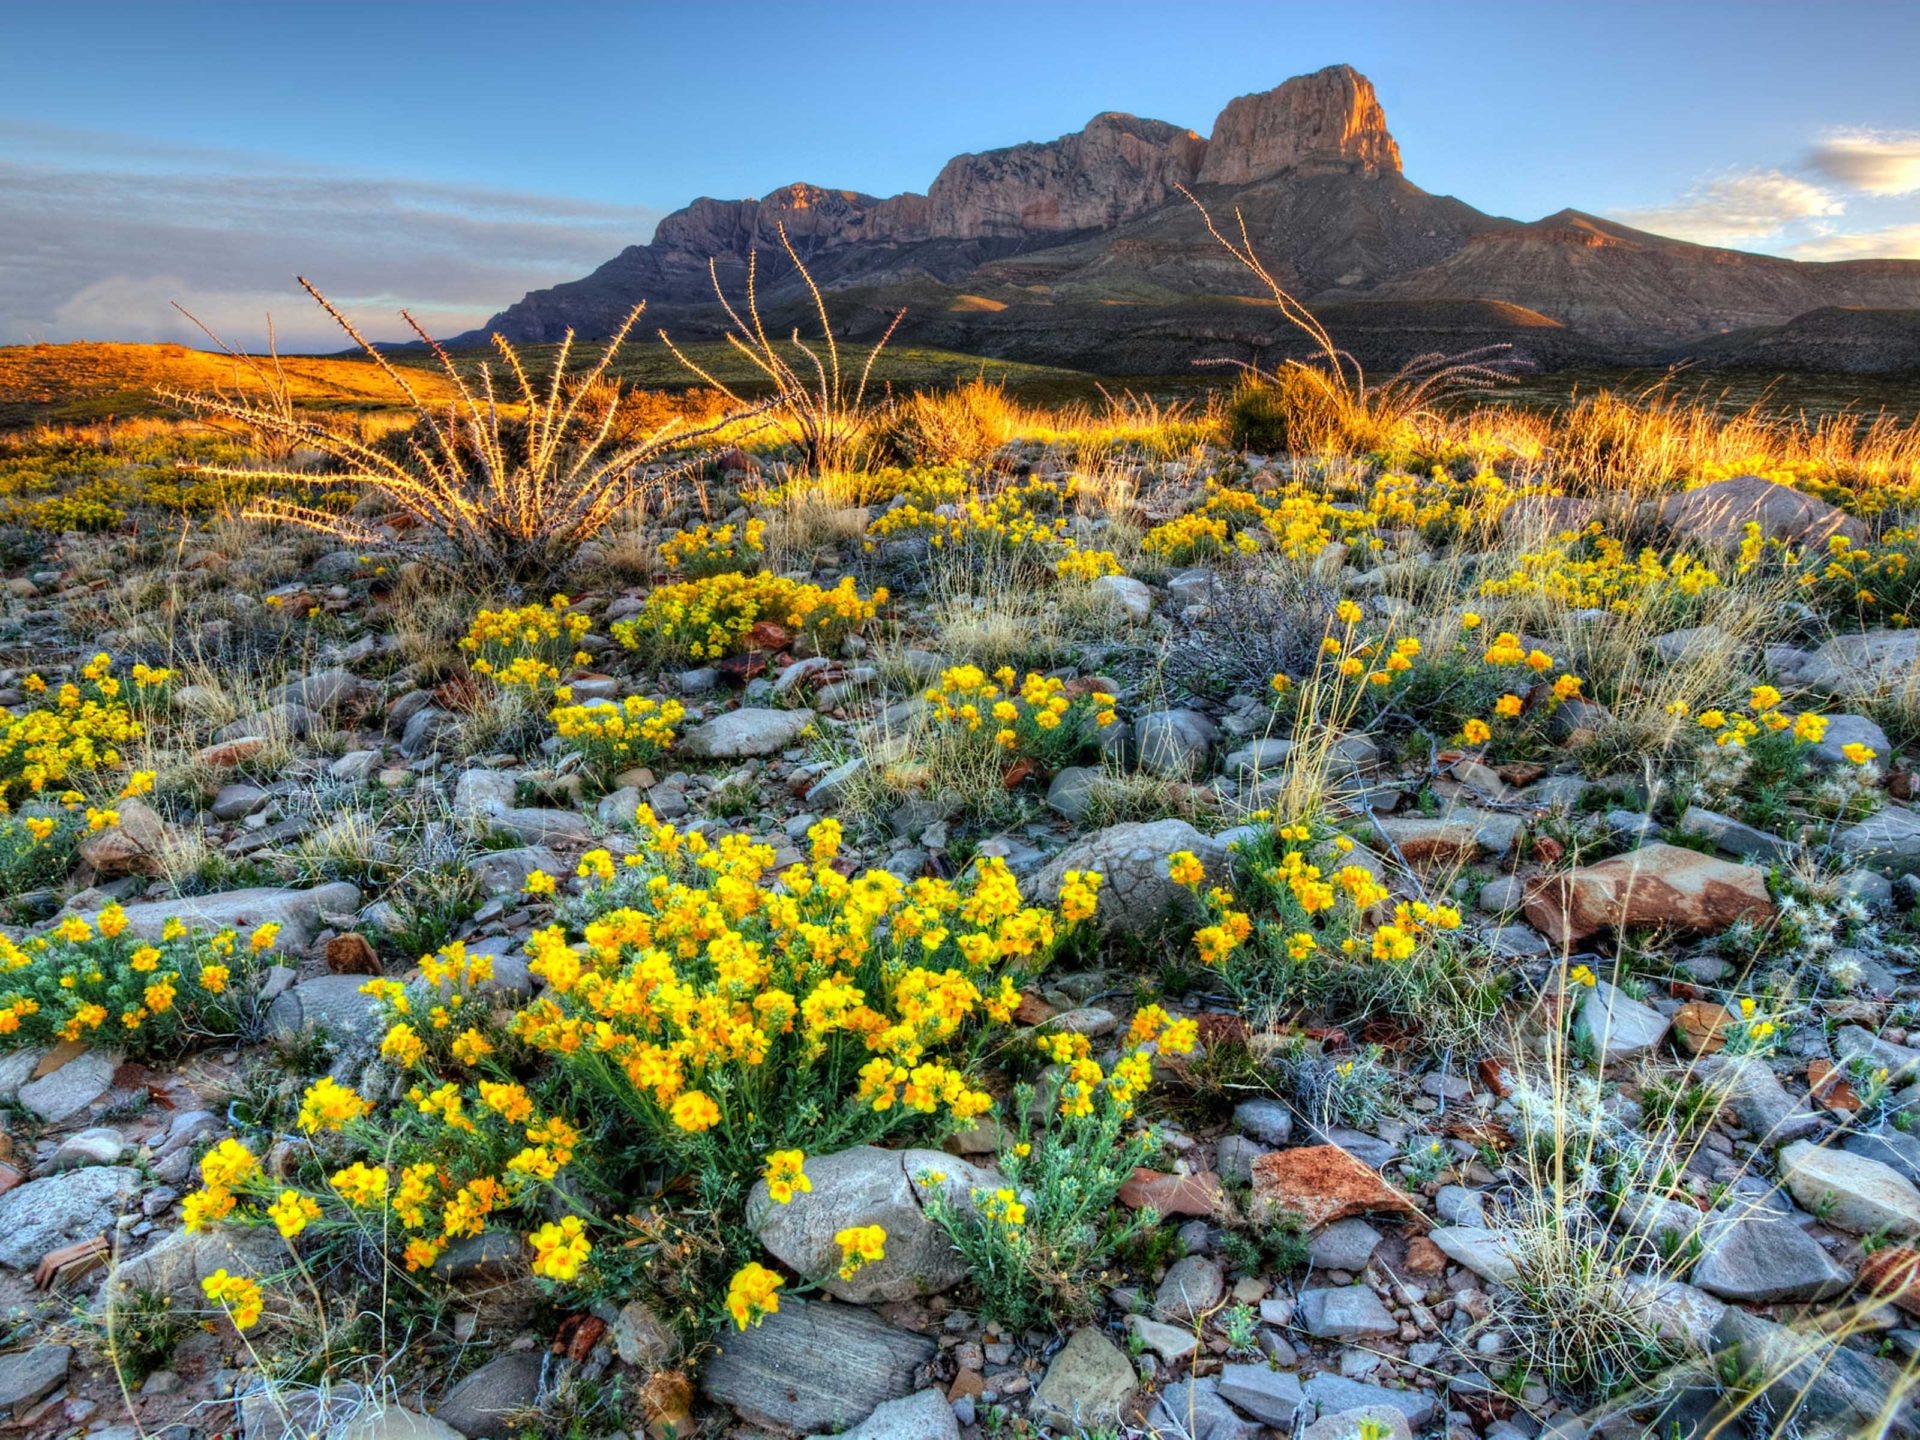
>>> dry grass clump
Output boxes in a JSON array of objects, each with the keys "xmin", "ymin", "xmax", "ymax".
[
  {"xmin": 166, "ymin": 281, "xmax": 758, "ymax": 584},
  {"xmin": 877, "ymin": 377, "xmax": 1020, "ymax": 467}
]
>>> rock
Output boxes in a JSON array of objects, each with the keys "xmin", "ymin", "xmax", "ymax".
[
  {"xmin": 1221, "ymin": 739, "xmax": 1294, "ymax": 780},
  {"xmin": 1784, "ymin": 628, "xmax": 1920, "ymax": 700},
  {"xmin": 1711, "ymin": 1306, "xmax": 1912, "ymax": 1437},
  {"xmin": 1119, "ymin": 1167, "xmax": 1226, "ymax": 1218},
  {"xmin": 700, "ymin": 1297, "xmax": 936, "ymax": 1433},
  {"xmin": 1248, "ymin": 1146, "xmax": 1417, "ymax": 1230},
  {"xmin": 1127, "ymin": 1314, "xmax": 1200, "ymax": 1364},
  {"xmin": 1435, "ymin": 1185, "xmax": 1487, "ymax": 1227},
  {"xmin": 1677, "ymin": 806, "xmax": 1800, "ymax": 864},
  {"xmin": 0, "ymin": 1167, "xmax": 138, "ymax": 1269},
  {"xmin": 1307, "ymin": 1218, "xmax": 1382, "ymax": 1271},
  {"xmin": 464, "ymin": 845, "xmax": 563, "ymax": 898},
  {"xmin": 1522, "ymin": 843, "xmax": 1774, "ymax": 947},
  {"xmin": 1696, "ymin": 1054, "xmax": 1821, "ymax": 1144},
  {"xmin": 264, "ymin": 975, "xmax": 385, "ymax": 1045},
  {"xmin": 1215, "ymin": 1135, "xmax": 1265, "ymax": 1186},
  {"xmin": 1300, "ymin": 1373, "xmax": 1437, "ymax": 1430},
  {"xmin": 611, "ymin": 1299, "xmax": 677, "ymax": 1368},
  {"xmin": 1428, "ymin": 1226, "xmax": 1520, "ymax": 1285},
  {"xmin": 104, "ymin": 1224, "xmax": 283, "ymax": 1310},
  {"xmin": 1690, "ymin": 1209, "xmax": 1850, "ymax": 1303},
  {"xmin": 1149, "ymin": 1377, "xmax": 1259, "ymax": 1440},
  {"xmin": 1656, "ymin": 474, "xmax": 1866, "ymax": 551},
  {"xmin": 679, "ymin": 707, "xmax": 814, "ymax": 759},
  {"xmin": 1834, "ymin": 807, "xmax": 1920, "ymax": 875},
  {"xmin": 1614, "ymin": 1275, "xmax": 1728, "ymax": 1350},
  {"xmin": 1031, "ymin": 819, "xmax": 1229, "ymax": 935},
  {"xmin": 806, "ymin": 757, "xmax": 868, "ymax": 809},
  {"xmin": 50, "ymin": 1127, "xmax": 128, "ymax": 1170},
  {"xmin": 1156, "ymin": 1253, "xmax": 1225, "ymax": 1320},
  {"xmin": 1134, "ymin": 709, "xmax": 1217, "ymax": 779},
  {"xmin": 0, "ymin": 1346, "xmax": 70, "ymax": 1418},
  {"xmin": 1090, "ymin": 574, "xmax": 1153, "ymax": 623},
  {"xmin": 211, "ymin": 784, "xmax": 270, "ymax": 821},
  {"xmin": 1779, "ymin": 1140, "xmax": 1920, "ymax": 1236},
  {"xmin": 1232, "ymin": 1099, "xmax": 1294, "ymax": 1146},
  {"xmin": 1844, "ymin": 1129, "xmax": 1920, "ymax": 1187},
  {"xmin": 1809, "ymin": 714, "xmax": 1894, "ymax": 769},
  {"xmin": 1652, "ymin": 624, "xmax": 1736, "ymax": 665},
  {"xmin": 1377, "ymin": 809, "xmax": 1521, "ymax": 863},
  {"xmin": 808, "ymin": 1389, "xmax": 957, "ymax": 1440},
  {"xmin": 18, "ymin": 1050, "xmax": 117, "ymax": 1123},
  {"xmin": 1032, "ymin": 1328, "xmax": 1138, "ymax": 1431},
  {"xmin": 434, "ymin": 1352, "xmax": 544, "ymax": 1440},
  {"xmin": 1297, "ymin": 1285, "xmax": 1397, "ymax": 1339},
  {"xmin": 76, "ymin": 798, "xmax": 173, "ymax": 877},
  {"xmin": 76, "ymin": 882, "xmax": 361, "ymax": 951},
  {"xmin": 399, "ymin": 706, "xmax": 457, "ymax": 758},
  {"xmin": 1835, "ymin": 1024, "xmax": 1920, "ymax": 1085},
  {"xmin": 339, "ymin": 1407, "xmax": 467, "ymax": 1440},
  {"xmin": 269, "ymin": 668, "xmax": 368, "ymax": 713},
  {"xmin": 1199, "ymin": 65, "xmax": 1400, "ymax": 184},
  {"xmin": 749, "ymin": 1146, "xmax": 998, "ymax": 1304},
  {"xmin": 1044, "ymin": 766, "xmax": 1108, "ymax": 823},
  {"xmin": 1304, "ymin": 1409, "xmax": 1409, "ymax": 1440},
  {"xmin": 1672, "ymin": 1000, "xmax": 1734, "ymax": 1056},
  {"xmin": 1578, "ymin": 980, "xmax": 1671, "ymax": 1063},
  {"xmin": 1214, "ymin": 1364, "xmax": 1306, "ymax": 1428},
  {"xmin": 491, "ymin": 807, "xmax": 593, "ymax": 846}
]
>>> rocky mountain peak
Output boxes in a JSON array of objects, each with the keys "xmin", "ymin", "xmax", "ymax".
[{"xmin": 1198, "ymin": 63, "xmax": 1400, "ymax": 185}]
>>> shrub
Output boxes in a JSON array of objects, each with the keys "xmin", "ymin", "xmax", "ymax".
[
  {"xmin": 877, "ymin": 380, "xmax": 1018, "ymax": 468},
  {"xmin": 0, "ymin": 806, "xmax": 82, "ymax": 901},
  {"xmin": 459, "ymin": 596, "xmax": 593, "ymax": 695},
  {"xmin": 167, "ymin": 281, "xmax": 758, "ymax": 583},
  {"xmin": 548, "ymin": 694, "xmax": 685, "ymax": 786},
  {"xmin": 923, "ymin": 666, "xmax": 1117, "ymax": 774},
  {"xmin": 611, "ymin": 571, "xmax": 886, "ymax": 661},
  {"xmin": 0, "ymin": 905, "xmax": 278, "ymax": 1053},
  {"xmin": 1, "ymin": 654, "xmax": 170, "ymax": 810},
  {"xmin": 659, "ymin": 518, "xmax": 766, "ymax": 578}
]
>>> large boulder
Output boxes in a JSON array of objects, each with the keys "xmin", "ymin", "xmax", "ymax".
[
  {"xmin": 1522, "ymin": 843, "xmax": 1773, "ymax": 948},
  {"xmin": 1654, "ymin": 474, "xmax": 1866, "ymax": 551},
  {"xmin": 1031, "ymin": 819, "xmax": 1229, "ymax": 935},
  {"xmin": 1783, "ymin": 629, "xmax": 1920, "ymax": 700},
  {"xmin": 749, "ymin": 1145, "xmax": 999, "ymax": 1304}
]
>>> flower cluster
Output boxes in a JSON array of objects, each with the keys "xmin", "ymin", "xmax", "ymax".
[
  {"xmin": 1, "ymin": 654, "xmax": 167, "ymax": 811},
  {"xmin": 659, "ymin": 518, "xmax": 767, "ymax": 577},
  {"xmin": 1480, "ymin": 526, "xmax": 1721, "ymax": 615},
  {"xmin": 864, "ymin": 485, "xmax": 1118, "ymax": 581},
  {"xmin": 923, "ymin": 665, "xmax": 1116, "ymax": 771},
  {"xmin": 461, "ymin": 597, "xmax": 592, "ymax": 695},
  {"xmin": 612, "ymin": 572, "xmax": 886, "ymax": 660},
  {"xmin": 547, "ymin": 694, "xmax": 685, "ymax": 779}
]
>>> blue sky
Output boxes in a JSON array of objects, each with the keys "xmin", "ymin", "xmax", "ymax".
[{"xmin": 5, "ymin": 0, "xmax": 1919, "ymax": 347}]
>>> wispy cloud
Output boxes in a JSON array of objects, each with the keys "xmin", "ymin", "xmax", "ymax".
[
  {"xmin": 1807, "ymin": 130, "xmax": 1920, "ymax": 197},
  {"xmin": 0, "ymin": 125, "xmax": 662, "ymax": 350},
  {"xmin": 1788, "ymin": 223, "xmax": 1920, "ymax": 261},
  {"xmin": 1611, "ymin": 168, "xmax": 1843, "ymax": 248}
]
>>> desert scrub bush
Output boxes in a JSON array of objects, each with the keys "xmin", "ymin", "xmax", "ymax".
[
  {"xmin": 661, "ymin": 222, "xmax": 902, "ymax": 472},
  {"xmin": 548, "ymin": 694, "xmax": 685, "ymax": 789},
  {"xmin": 459, "ymin": 596, "xmax": 593, "ymax": 696},
  {"xmin": 923, "ymin": 1008, "xmax": 1191, "ymax": 1331},
  {"xmin": 0, "ymin": 905, "xmax": 279, "ymax": 1052},
  {"xmin": 1478, "ymin": 523, "xmax": 1723, "ymax": 630},
  {"xmin": 1162, "ymin": 561, "xmax": 1335, "ymax": 701},
  {"xmin": 611, "ymin": 571, "xmax": 886, "ymax": 661},
  {"xmin": 1784, "ymin": 525, "xmax": 1920, "ymax": 628},
  {"xmin": 0, "ymin": 806, "xmax": 83, "ymax": 902},
  {"xmin": 864, "ymin": 481, "xmax": 1120, "ymax": 586},
  {"xmin": 878, "ymin": 379, "xmax": 1018, "ymax": 468},
  {"xmin": 1, "ymin": 654, "xmax": 171, "ymax": 809},
  {"xmin": 924, "ymin": 666, "xmax": 1118, "ymax": 774},
  {"xmin": 167, "ymin": 280, "xmax": 757, "ymax": 583},
  {"xmin": 658, "ymin": 517, "xmax": 766, "ymax": 577},
  {"xmin": 1680, "ymin": 687, "xmax": 1879, "ymax": 832}
]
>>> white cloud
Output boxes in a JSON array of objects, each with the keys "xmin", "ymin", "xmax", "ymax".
[
  {"xmin": 1611, "ymin": 168, "xmax": 1844, "ymax": 248},
  {"xmin": 1808, "ymin": 131, "xmax": 1920, "ymax": 197},
  {"xmin": 0, "ymin": 128, "xmax": 663, "ymax": 350},
  {"xmin": 1788, "ymin": 224, "xmax": 1920, "ymax": 261}
]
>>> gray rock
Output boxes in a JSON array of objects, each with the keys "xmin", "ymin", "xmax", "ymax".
[
  {"xmin": 453, "ymin": 768, "xmax": 518, "ymax": 819},
  {"xmin": 1695, "ymin": 1053, "xmax": 1821, "ymax": 1144},
  {"xmin": 211, "ymin": 783, "xmax": 269, "ymax": 821},
  {"xmin": 464, "ymin": 845, "xmax": 563, "ymax": 898},
  {"xmin": 1429, "ymin": 1226, "xmax": 1520, "ymax": 1285},
  {"xmin": 1578, "ymin": 980, "xmax": 1670, "ymax": 1063},
  {"xmin": 0, "ymin": 1345, "xmax": 70, "ymax": 1418},
  {"xmin": 1711, "ymin": 1306, "xmax": 1913, "ymax": 1436},
  {"xmin": 1126, "ymin": 1314, "xmax": 1199, "ymax": 1364},
  {"xmin": 1656, "ymin": 474, "xmax": 1865, "ymax": 552},
  {"xmin": 1150, "ymin": 1377, "xmax": 1260, "ymax": 1440},
  {"xmin": 1652, "ymin": 625, "xmax": 1735, "ymax": 665},
  {"xmin": 0, "ymin": 1167, "xmax": 139, "ymax": 1269},
  {"xmin": 18, "ymin": 1051, "xmax": 117, "ymax": 1124},
  {"xmin": 1690, "ymin": 1209, "xmax": 1850, "ymax": 1303},
  {"xmin": 750, "ymin": 1145, "xmax": 999, "ymax": 1304},
  {"xmin": 808, "ymin": 1389, "xmax": 957, "ymax": 1440},
  {"xmin": 1780, "ymin": 1139, "xmax": 1920, "ymax": 1235},
  {"xmin": 1835, "ymin": 806, "xmax": 1920, "ymax": 875},
  {"xmin": 1032, "ymin": 1328, "xmax": 1138, "ymax": 1431},
  {"xmin": 265, "ymin": 974, "xmax": 385, "ymax": 1045},
  {"xmin": 700, "ymin": 1297, "xmax": 936, "ymax": 1433},
  {"xmin": 491, "ymin": 807, "xmax": 593, "ymax": 846},
  {"xmin": 331, "ymin": 749, "xmax": 381, "ymax": 782},
  {"xmin": 1810, "ymin": 713, "xmax": 1893, "ymax": 769},
  {"xmin": 399, "ymin": 706, "xmax": 458, "ymax": 758},
  {"xmin": 1134, "ymin": 709, "xmax": 1218, "ymax": 779},
  {"xmin": 1835, "ymin": 1023, "xmax": 1920, "ymax": 1085},
  {"xmin": 1156, "ymin": 1254, "xmax": 1225, "ymax": 1321},
  {"xmin": 269, "ymin": 668, "xmax": 367, "ymax": 713},
  {"xmin": 1222, "ymin": 739, "xmax": 1294, "ymax": 781},
  {"xmin": 1301, "ymin": 1373, "xmax": 1437, "ymax": 1429},
  {"xmin": 1790, "ymin": 629, "xmax": 1920, "ymax": 700},
  {"xmin": 1297, "ymin": 1285, "xmax": 1396, "ymax": 1339},
  {"xmin": 1090, "ymin": 573, "xmax": 1153, "ymax": 623},
  {"xmin": 1678, "ymin": 806, "xmax": 1800, "ymax": 864},
  {"xmin": 610, "ymin": 1299, "xmax": 676, "ymax": 1368},
  {"xmin": 1435, "ymin": 1185, "xmax": 1487, "ymax": 1228},
  {"xmin": 806, "ymin": 757, "xmax": 868, "ymax": 809},
  {"xmin": 1031, "ymin": 819, "xmax": 1228, "ymax": 935},
  {"xmin": 340, "ymin": 1407, "xmax": 467, "ymax": 1440},
  {"xmin": 104, "ymin": 1224, "xmax": 284, "ymax": 1310},
  {"xmin": 1216, "ymin": 1134, "xmax": 1266, "ymax": 1186},
  {"xmin": 679, "ymin": 707, "xmax": 814, "ymax": 759},
  {"xmin": 1233, "ymin": 1099, "xmax": 1294, "ymax": 1146},
  {"xmin": 50, "ymin": 1126, "xmax": 128, "ymax": 1170},
  {"xmin": 1843, "ymin": 1128, "xmax": 1920, "ymax": 1187},
  {"xmin": 1214, "ymin": 1364, "xmax": 1305, "ymax": 1427},
  {"xmin": 74, "ymin": 881, "xmax": 361, "ymax": 951},
  {"xmin": 1304, "ymin": 1409, "xmax": 1409, "ymax": 1440},
  {"xmin": 1613, "ymin": 1275, "xmax": 1728, "ymax": 1350},
  {"xmin": 1308, "ymin": 1218, "xmax": 1383, "ymax": 1271},
  {"xmin": 434, "ymin": 1352, "xmax": 543, "ymax": 1440},
  {"xmin": 1044, "ymin": 766, "xmax": 1107, "ymax": 823}
]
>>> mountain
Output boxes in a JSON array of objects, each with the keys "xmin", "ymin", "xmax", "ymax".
[{"xmin": 463, "ymin": 66, "xmax": 1920, "ymax": 374}]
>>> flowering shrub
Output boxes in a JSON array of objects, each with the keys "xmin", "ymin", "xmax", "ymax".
[
  {"xmin": 864, "ymin": 485, "xmax": 1119, "ymax": 581},
  {"xmin": 923, "ymin": 666, "xmax": 1116, "ymax": 773},
  {"xmin": 612, "ymin": 572, "xmax": 886, "ymax": 660},
  {"xmin": 1, "ymin": 654, "xmax": 169, "ymax": 810},
  {"xmin": 1480, "ymin": 526, "xmax": 1721, "ymax": 618},
  {"xmin": 922, "ymin": 1009, "xmax": 1192, "ymax": 1330},
  {"xmin": 547, "ymin": 694, "xmax": 685, "ymax": 783},
  {"xmin": 0, "ymin": 806, "xmax": 83, "ymax": 900},
  {"xmin": 460, "ymin": 597, "xmax": 592, "ymax": 695},
  {"xmin": 1681, "ymin": 686, "xmax": 1876, "ymax": 830},
  {"xmin": 0, "ymin": 906, "xmax": 277, "ymax": 1053},
  {"xmin": 659, "ymin": 518, "xmax": 766, "ymax": 577}
]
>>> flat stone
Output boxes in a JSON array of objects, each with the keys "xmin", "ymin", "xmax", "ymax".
[
  {"xmin": 0, "ymin": 1167, "xmax": 139, "ymax": 1269},
  {"xmin": 265, "ymin": 975, "xmax": 385, "ymax": 1046},
  {"xmin": 1125, "ymin": 1314, "xmax": 1199, "ymax": 1364},
  {"xmin": 1810, "ymin": 714, "xmax": 1893, "ymax": 769},
  {"xmin": 1214, "ymin": 1364, "xmax": 1305, "ymax": 1428},
  {"xmin": 1834, "ymin": 807, "xmax": 1920, "ymax": 876},
  {"xmin": 1578, "ymin": 980, "xmax": 1671, "ymax": 1063},
  {"xmin": 1149, "ymin": 1378, "xmax": 1259, "ymax": 1440},
  {"xmin": 1297, "ymin": 1285, "xmax": 1397, "ymax": 1339},
  {"xmin": 1134, "ymin": 709, "xmax": 1217, "ymax": 779},
  {"xmin": 1155, "ymin": 1254, "xmax": 1225, "ymax": 1321},
  {"xmin": 808, "ymin": 1389, "xmax": 957, "ymax": 1440},
  {"xmin": 1428, "ymin": 1225, "xmax": 1520, "ymax": 1285},
  {"xmin": 1233, "ymin": 1099, "xmax": 1294, "ymax": 1146},
  {"xmin": 701, "ymin": 1297, "xmax": 936, "ymax": 1433},
  {"xmin": 1249, "ymin": 1146, "xmax": 1416, "ymax": 1230},
  {"xmin": 1032, "ymin": 1328, "xmax": 1138, "ymax": 1431},
  {"xmin": 1032, "ymin": 819, "xmax": 1229, "ymax": 936},
  {"xmin": 1789, "ymin": 629, "xmax": 1920, "ymax": 701},
  {"xmin": 434, "ymin": 1352, "xmax": 544, "ymax": 1440},
  {"xmin": 1780, "ymin": 1140, "xmax": 1920, "ymax": 1236},
  {"xmin": 1844, "ymin": 1129, "xmax": 1920, "ymax": 1188},
  {"xmin": 74, "ymin": 882, "xmax": 361, "ymax": 951},
  {"xmin": 1118, "ymin": 1167, "xmax": 1226, "ymax": 1218},
  {"xmin": 1304, "ymin": 1409, "xmax": 1410, "ymax": 1440},
  {"xmin": 0, "ymin": 1346, "xmax": 70, "ymax": 1418},
  {"xmin": 1090, "ymin": 574, "xmax": 1153, "ymax": 623},
  {"xmin": 1696, "ymin": 1053, "xmax": 1821, "ymax": 1144},
  {"xmin": 1524, "ymin": 843, "xmax": 1773, "ymax": 946},
  {"xmin": 1301, "ymin": 1373, "xmax": 1437, "ymax": 1429},
  {"xmin": 1690, "ymin": 1209, "xmax": 1850, "ymax": 1303},
  {"xmin": 464, "ymin": 845, "xmax": 564, "ymax": 898},
  {"xmin": 1656, "ymin": 474, "xmax": 1865, "ymax": 551},
  {"xmin": 1835, "ymin": 1024, "xmax": 1920, "ymax": 1085},
  {"xmin": 50, "ymin": 1126, "xmax": 128, "ymax": 1170},
  {"xmin": 1712, "ymin": 1306, "xmax": 1912, "ymax": 1436},
  {"xmin": 679, "ymin": 707, "xmax": 814, "ymax": 759},
  {"xmin": 18, "ymin": 1050, "xmax": 117, "ymax": 1123},
  {"xmin": 1307, "ymin": 1218, "xmax": 1382, "ymax": 1271},
  {"xmin": 1678, "ymin": 806, "xmax": 1800, "ymax": 864},
  {"xmin": 103, "ymin": 1224, "xmax": 284, "ymax": 1310}
]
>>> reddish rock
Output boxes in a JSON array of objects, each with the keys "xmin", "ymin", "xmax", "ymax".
[
  {"xmin": 76, "ymin": 798, "xmax": 171, "ymax": 879},
  {"xmin": 1118, "ymin": 1167, "xmax": 1225, "ymax": 1219},
  {"xmin": 1401, "ymin": 1236, "xmax": 1447, "ymax": 1278},
  {"xmin": 1014, "ymin": 993, "xmax": 1057, "ymax": 1025},
  {"xmin": 1248, "ymin": 1145, "xmax": 1418, "ymax": 1230},
  {"xmin": 1807, "ymin": 1058, "xmax": 1861, "ymax": 1114},
  {"xmin": 1672, "ymin": 1001, "xmax": 1734, "ymax": 1056},
  {"xmin": 1857, "ymin": 1247, "xmax": 1920, "ymax": 1315},
  {"xmin": 325, "ymin": 933, "xmax": 384, "ymax": 976},
  {"xmin": 1522, "ymin": 843, "xmax": 1775, "ymax": 948},
  {"xmin": 196, "ymin": 736, "xmax": 268, "ymax": 768}
]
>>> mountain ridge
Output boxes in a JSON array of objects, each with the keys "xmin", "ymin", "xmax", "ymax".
[{"xmin": 461, "ymin": 65, "xmax": 1920, "ymax": 373}]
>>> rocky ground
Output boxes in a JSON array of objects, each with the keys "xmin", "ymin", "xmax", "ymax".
[{"xmin": 0, "ymin": 437, "xmax": 1918, "ymax": 1440}]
